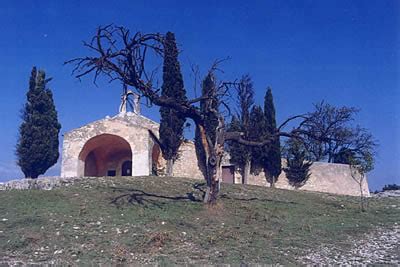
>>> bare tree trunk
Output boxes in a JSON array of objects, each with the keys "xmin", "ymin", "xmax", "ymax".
[
  {"xmin": 166, "ymin": 159, "xmax": 173, "ymax": 176},
  {"xmin": 242, "ymin": 160, "xmax": 250, "ymax": 184},
  {"xmin": 198, "ymin": 120, "xmax": 225, "ymax": 205},
  {"xmin": 264, "ymin": 169, "xmax": 275, "ymax": 188},
  {"xmin": 270, "ymin": 175, "xmax": 276, "ymax": 188},
  {"xmin": 359, "ymin": 176, "xmax": 366, "ymax": 212}
]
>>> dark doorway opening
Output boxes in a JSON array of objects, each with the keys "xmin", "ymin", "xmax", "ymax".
[
  {"xmin": 121, "ymin": 160, "xmax": 132, "ymax": 176},
  {"xmin": 107, "ymin": 170, "xmax": 116, "ymax": 177},
  {"xmin": 222, "ymin": 166, "xmax": 235, "ymax": 184}
]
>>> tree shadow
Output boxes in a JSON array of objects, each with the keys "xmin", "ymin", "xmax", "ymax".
[
  {"xmin": 109, "ymin": 185, "xmax": 204, "ymax": 208},
  {"xmin": 219, "ymin": 193, "xmax": 299, "ymax": 205},
  {"xmin": 108, "ymin": 182, "xmax": 298, "ymax": 208}
]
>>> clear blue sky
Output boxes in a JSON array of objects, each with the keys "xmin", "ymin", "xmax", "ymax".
[{"xmin": 0, "ymin": 0, "xmax": 398, "ymax": 190}]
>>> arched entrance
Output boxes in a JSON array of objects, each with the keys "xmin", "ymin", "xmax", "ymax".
[{"xmin": 78, "ymin": 134, "xmax": 132, "ymax": 177}]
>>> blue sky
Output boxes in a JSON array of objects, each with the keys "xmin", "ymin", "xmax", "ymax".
[{"xmin": 0, "ymin": 0, "xmax": 398, "ymax": 190}]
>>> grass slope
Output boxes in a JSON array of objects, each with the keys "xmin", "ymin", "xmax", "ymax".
[{"xmin": 0, "ymin": 176, "xmax": 399, "ymax": 265}]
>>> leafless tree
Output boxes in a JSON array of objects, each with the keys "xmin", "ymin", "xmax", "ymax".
[
  {"xmin": 349, "ymin": 155, "xmax": 373, "ymax": 212},
  {"xmin": 65, "ymin": 25, "xmax": 343, "ymax": 204},
  {"xmin": 301, "ymin": 102, "xmax": 377, "ymax": 163}
]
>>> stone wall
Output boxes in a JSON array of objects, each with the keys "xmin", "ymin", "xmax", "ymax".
[
  {"xmin": 173, "ymin": 141, "xmax": 204, "ymax": 180},
  {"xmin": 232, "ymin": 161, "xmax": 370, "ymax": 197}
]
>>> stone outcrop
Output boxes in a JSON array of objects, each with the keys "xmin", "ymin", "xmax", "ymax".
[{"xmin": 0, "ymin": 176, "xmax": 79, "ymax": 190}]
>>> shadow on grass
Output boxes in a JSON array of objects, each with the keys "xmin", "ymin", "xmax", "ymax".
[
  {"xmin": 109, "ymin": 182, "xmax": 298, "ymax": 208},
  {"xmin": 219, "ymin": 194, "xmax": 298, "ymax": 205},
  {"xmin": 109, "ymin": 185, "xmax": 203, "ymax": 208}
]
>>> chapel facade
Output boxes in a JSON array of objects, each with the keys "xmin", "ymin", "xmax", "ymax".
[{"xmin": 61, "ymin": 96, "xmax": 370, "ymax": 197}]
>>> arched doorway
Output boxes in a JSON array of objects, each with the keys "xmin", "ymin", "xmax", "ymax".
[{"xmin": 78, "ymin": 134, "xmax": 132, "ymax": 177}]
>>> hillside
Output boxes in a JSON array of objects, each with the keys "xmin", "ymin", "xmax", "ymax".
[{"xmin": 0, "ymin": 176, "xmax": 399, "ymax": 265}]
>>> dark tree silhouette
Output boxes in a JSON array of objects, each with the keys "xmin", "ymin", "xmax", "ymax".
[
  {"xmin": 16, "ymin": 67, "xmax": 61, "ymax": 178},
  {"xmin": 159, "ymin": 32, "xmax": 187, "ymax": 176},
  {"xmin": 226, "ymin": 75, "xmax": 254, "ymax": 183},
  {"xmin": 263, "ymin": 87, "xmax": 281, "ymax": 187},
  {"xmin": 248, "ymin": 105, "xmax": 267, "ymax": 175},
  {"xmin": 284, "ymin": 138, "xmax": 312, "ymax": 187}
]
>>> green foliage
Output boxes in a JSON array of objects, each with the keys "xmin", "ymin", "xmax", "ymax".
[
  {"xmin": 263, "ymin": 87, "xmax": 282, "ymax": 182},
  {"xmin": 382, "ymin": 184, "xmax": 400, "ymax": 191},
  {"xmin": 284, "ymin": 139, "xmax": 312, "ymax": 187},
  {"xmin": 159, "ymin": 32, "xmax": 187, "ymax": 162},
  {"xmin": 227, "ymin": 115, "xmax": 248, "ymax": 167},
  {"xmin": 236, "ymin": 74, "xmax": 254, "ymax": 130},
  {"xmin": 194, "ymin": 73, "xmax": 218, "ymax": 175},
  {"xmin": 226, "ymin": 75, "xmax": 254, "ymax": 172},
  {"xmin": 201, "ymin": 73, "xmax": 219, "ymax": 144},
  {"xmin": 16, "ymin": 67, "xmax": 61, "ymax": 178},
  {"xmin": 333, "ymin": 147, "xmax": 356, "ymax": 164},
  {"xmin": 248, "ymin": 105, "xmax": 267, "ymax": 174}
]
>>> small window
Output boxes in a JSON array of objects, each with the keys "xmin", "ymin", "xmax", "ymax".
[{"xmin": 107, "ymin": 170, "xmax": 116, "ymax": 177}]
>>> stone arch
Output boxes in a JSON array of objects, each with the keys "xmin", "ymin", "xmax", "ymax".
[{"xmin": 78, "ymin": 134, "xmax": 132, "ymax": 177}]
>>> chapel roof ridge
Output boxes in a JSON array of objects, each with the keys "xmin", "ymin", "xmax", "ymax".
[{"xmin": 64, "ymin": 111, "xmax": 160, "ymax": 136}]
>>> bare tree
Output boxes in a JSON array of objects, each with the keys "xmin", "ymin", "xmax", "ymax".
[
  {"xmin": 65, "ymin": 25, "xmax": 338, "ymax": 204},
  {"xmin": 349, "ymin": 152, "xmax": 374, "ymax": 212},
  {"xmin": 302, "ymin": 102, "xmax": 377, "ymax": 164}
]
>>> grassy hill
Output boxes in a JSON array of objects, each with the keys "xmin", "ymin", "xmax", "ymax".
[{"xmin": 0, "ymin": 176, "xmax": 399, "ymax": 265}]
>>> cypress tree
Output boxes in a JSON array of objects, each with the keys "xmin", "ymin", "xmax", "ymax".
[
  {"xmin": 226, "ymin": 115, "xmax": 247, "ymax": 170},
  {"xmin": 248, "ymin": 105, "xmax": 267, "ymax": 174},
  {"xmin": 16, "ymin": 67, "xmax": 61, "ymax": 178},
  {"xmin": 284, "ymin": 138, "xmax": 312, "ymax": 187},
  {"xmin": 195, "ymin": 73, "xmax": 218, "ymax": 177},
  {"xmin": 226, "ymin": 75, "xmax": 254, "ymax": 183},
  {"xmin": 159, "ymin": 31, "xmax": 187, "ymax": 176},
  {"xmin": 263, "ymin": 87, "xmax": 281, "ymax": 186}
]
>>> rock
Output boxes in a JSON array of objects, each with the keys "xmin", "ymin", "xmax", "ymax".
[
  {"xmin": 372, "ymin": 190, "xmax": 400, "ymax": 198},
  {"xmin": 54, "ymin": 249, "xmax": 63, "ymax": 255}
]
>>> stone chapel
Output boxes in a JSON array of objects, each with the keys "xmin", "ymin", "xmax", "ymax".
[{"xmin": 61, "ymin": 93, "xmax": 370, "ymax": 197}]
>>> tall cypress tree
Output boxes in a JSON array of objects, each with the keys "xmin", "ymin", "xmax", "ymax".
[
  {"xmin": 263, "ymin": 87, "xmax": 281, "ymax": 187},
  {"xmin": 16, "ymin": 67, "xmax": 61, "ymax": 178},
  {"xmin": 226, "ymin": 115, "xmax": 247, "ymax": 170},
  {"xmin": 226, "ymin": 75, "xmax": 254, "ymax": 183},
  {"xmin": 159, "ymin": 32, "xmax": 187, "ymax": 176},
  {"xmin": 248, "ymin": 105, "xmax": 267, "ymax": 174},
  {"xmin": 195, "ymin": 73, "xmax": 218, "ymax": 177}
]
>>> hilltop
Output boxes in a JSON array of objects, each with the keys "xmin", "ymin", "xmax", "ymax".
[{"xmin": 0, "ymin": 176, "xmax": 399, "ymax": 265}]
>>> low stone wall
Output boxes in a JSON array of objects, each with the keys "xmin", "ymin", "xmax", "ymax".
[
  {"xmin": 234, "ymin": 161, "xmax": 370, "ymax": 197},
  {"xmin": 0, "ymin": 176, "xmax": 80, "ymax": 190}
]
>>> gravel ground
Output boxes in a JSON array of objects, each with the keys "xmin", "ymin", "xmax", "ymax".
[{"xmin": 300, "ymin": 225, "xmax": 400, "ymax": 265}]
